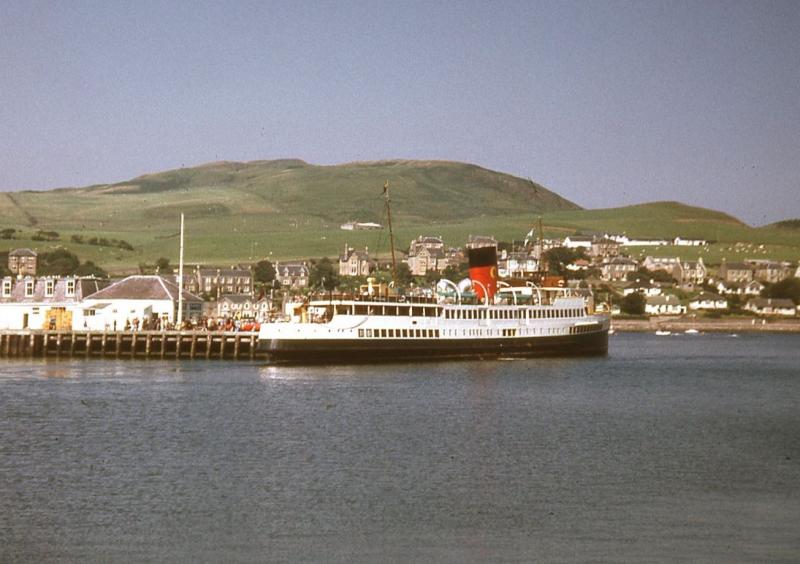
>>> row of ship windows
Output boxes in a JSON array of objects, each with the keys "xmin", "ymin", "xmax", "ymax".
[
  {"xmin": 358, "ymin": 328, "xmax": 441, "ymax": 339},
  {"xmin": 443, "ymin": 308, "xmax": 585, "ymax": 320},
  {"xmin": 340, "ymin": 305, "xmax": 586, "ymax": 319},
  {"xmin": 569, "ymin": 324, "xmax": 599, "ymax": 335},
  {"xmin": 356, "ymin": 327, "xmax": 578, "ymax": 339}
]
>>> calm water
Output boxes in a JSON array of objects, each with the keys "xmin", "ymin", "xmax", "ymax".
[{"xmin": 1, "ymin": 333, "xmax": 798, "ymax": 563}]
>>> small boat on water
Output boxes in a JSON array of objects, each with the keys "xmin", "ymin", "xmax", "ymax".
[
  {"xmin": 655, "ymin": 330, "xmax": 672, "ymax": 336},
  {"xmin": 684, "ymin": 328, "xmax": 700, "ymax": 334}
]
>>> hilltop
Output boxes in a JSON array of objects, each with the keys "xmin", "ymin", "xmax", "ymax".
[
  {"xmin": 80, "ymin": 159, "xmax": 579, "ymax": 224},
  {"xmin": 0, "ymin": 159, "xmax": 798, "ymax": 270},
  {"xmin": 767, "ymin": 219, "xmax": 800, "ymax": 231},
  {"xmin": 0, "ymin": 159, "xmax": 578, "ymax": 269}
]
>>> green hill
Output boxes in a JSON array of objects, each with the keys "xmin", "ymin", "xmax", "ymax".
[
  {"xmin": 539, "ymin": 202, "xmax": 800, "ymax": 264},
  {"xmin": 0, "ymin": 159, "xmax": 577, "ymax": 270},
  {"xmin": 542, "ymin": 201, "xmax": 746, "ymax": 238},
  {"xmin": 767, "ymin": 219, "xmax": 800, "ymax": 230},
  {"xmin": 0, "ymin": 160, "xmax": 797, "ymax": 271}
]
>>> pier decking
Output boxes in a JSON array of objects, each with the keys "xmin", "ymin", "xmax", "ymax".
[{"xmin": 0, "ymin": 330, "xmax": 266, "ymax": 360}]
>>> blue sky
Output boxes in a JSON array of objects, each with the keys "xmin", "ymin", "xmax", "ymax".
[{"xmin": 2, "ymin": 0, "xmax": 798, "ymax": 225}]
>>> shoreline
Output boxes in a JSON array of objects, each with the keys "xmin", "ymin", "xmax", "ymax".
[{"xmin": 611, "ymin": 316, "xmax": 800, "ymax": 334}]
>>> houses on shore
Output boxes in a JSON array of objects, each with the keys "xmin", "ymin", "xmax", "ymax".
[
  {"xmin": 0, "ymin": 274, "xmax": 202, "ymax": 331},
  {"xmin": 1, "ymin": 223, "xmax": 798, "ymax": 331}
]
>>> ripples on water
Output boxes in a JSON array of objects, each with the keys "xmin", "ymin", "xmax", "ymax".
[{"xmin": 1, "ymin": 333, "xmax": 799, "ymax": 562}]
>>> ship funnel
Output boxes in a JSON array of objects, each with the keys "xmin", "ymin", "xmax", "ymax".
[{"xmin": 467, "ymin": 246, "xmax": 498, "ymax": 301}]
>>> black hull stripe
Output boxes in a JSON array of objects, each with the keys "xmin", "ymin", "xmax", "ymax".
[{"xmin": 260, "ymin": 330, "xmax": 608, "ymax": 365}]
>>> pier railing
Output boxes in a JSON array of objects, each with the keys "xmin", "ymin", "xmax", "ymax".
[{"xmin": 0, "ymin": 330, "xmax": 265, "ymax": 361}]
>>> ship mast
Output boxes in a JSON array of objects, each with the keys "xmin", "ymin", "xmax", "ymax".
[
  {"xmin": 383, "ymin": 180, "xmax": 397, "ymax": 282},
  {"xmin": 177, "ymin": 213, "xmax": 185, "ymax": 327}
]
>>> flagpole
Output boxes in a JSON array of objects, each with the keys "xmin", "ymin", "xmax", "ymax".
[
  {"xmin": 177, "ymin": 213, "xmax": 184, "ymax": 327},
  {"xmin": 384, "ymin": 180, "xmax": 397, "ymax": 283}
]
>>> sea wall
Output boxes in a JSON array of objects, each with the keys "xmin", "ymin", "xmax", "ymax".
[{"xmin": 612, "ymin": 316, "xmax": 800, "ymax": 333}]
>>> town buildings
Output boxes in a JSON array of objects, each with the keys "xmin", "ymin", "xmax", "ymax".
[
  {"xmin": 744, "ymin": 298, "xmax": 797, "ymax": 317},
  {"xmin": 642, "ymin": 256, "xmax": 681, "ymax": 279},
  {"xmin": 215, "ymin": 294, "xmax": 271, "ymax": 320},
  {"xmin": 0, "ymin": 275, "xmax": 109, "ymax": 330},
  {"xmin": 0, "ymin": 275, "xmax": 202, "ymax": 330},
  {"xmin": 275, "ymin": 261, "xmax": 310, "ymax": 289},
  {"xmin": 645, "ymin": 295, "xmax": 685, "ymax": 315},
  {"xmin": 8, "ymin": 248, "xmax": 37, "ymax": 276},
  {"xmin": 173, "ymin": 265, "xmax": 253, "ymax": 297},
  {"xmin": 406, "ymin": 236, "xmax": 447, "ymax": 276},
  {"xmin": 466, "ymin": 235, "xmax": 498, "ymax": 249},
  {"xmin": 601, "ymin": 257, "xmax": 638, "ymax": 281},
  {"xmin": 498, "ymin": 251, "xmax": 539, "ymax": 279},
  {"xmin": 339, "ymin": 246, "xmax": 373, "ymax": 277},
  {"xmin": 689, "ymin": 292, "xmax": 728, "ymax": 311},
  {"xmin": 718, "ymin": 261, "xmax": 754, "ymax": 283}
]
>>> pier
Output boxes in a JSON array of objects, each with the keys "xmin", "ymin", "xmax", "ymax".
[{"xmin": 0, "ymin": 330, "xmax": 266, "ymax": 361}]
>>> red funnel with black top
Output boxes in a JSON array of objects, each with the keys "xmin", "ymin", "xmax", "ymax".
[{"xmin": 468, "ymin": 246, "xmax": 498, "ymax": 301}]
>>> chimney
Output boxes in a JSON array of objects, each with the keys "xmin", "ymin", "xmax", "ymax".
[{"xmin": 467, "ymin": 246, "xmax": 498, "ymax": 302}]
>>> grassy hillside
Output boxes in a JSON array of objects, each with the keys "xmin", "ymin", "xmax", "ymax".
[
  {"xmin": 0, "ymin": 161, "xmax": 798, "ymax": 271},
  {"xmin": 541, "ymin": 202, "xmax": 800, "ymax": 263},
  {"xmin": 767, "ymin": 219, "xmax": 800, "ymax": 230},
  {"xmin": 0, "ymin": 159, "xmax": 578, "ymax": 270}
]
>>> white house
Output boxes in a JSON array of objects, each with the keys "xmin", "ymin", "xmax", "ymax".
[
  {"xmin": 562, "ymin": 236, "xmax": 593, "ymax": 249},
  {"xmin": 610, "ymin": 234, "xmax": 668, "ymax": 246},
  {"xmin": 715, "ymin": 279, "xmax": 764, "ymax": 296},
  {"xmin": 498, "ymin": 251, "xmax": 539, "ymax": 278},
  {"xmin": 216, "ymin": 294, "xmax": 271, "ymax": 321},
  {"xmin": 0, "ymin": 276, "xmax": 109, "ymax": 330},
  {"xmin": 645, "ymin": 295, "xmax": 685, "ymax": 316},
  {"xmin": 623, "ymin": 280, "xmax": 662, "ymax": 297},
  {"xmin": 642, "ymin": 256, "xmax": 681, "ymax": 278},
  {"xmin": 674, "ymin": 237, "xmax": 707, "ymax": 246},
  {"xmin": 689, "ymin": 292, "xmax": 728, "ymax": 311},
  {"xmin": 744, "ymin": 298, "xmax": 796, "ymax": 317},
  {"xmin": 80, "ymin": 275, "xmax": 203, "ymax": 330}
]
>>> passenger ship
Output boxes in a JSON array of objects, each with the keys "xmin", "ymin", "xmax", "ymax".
[
  {"xmin": 257, "ymin": 285, "xmax": 609, "ymax": 364},
  {"xmin": 257, "ymin": 184, "xmax": 608, "ymax": 364},
  {"xmin": 258, "ymin": 247, "xmax": 609, "ymax": 364}
]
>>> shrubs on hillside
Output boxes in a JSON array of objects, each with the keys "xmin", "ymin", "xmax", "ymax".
[
  {"xmin": 71, "ymin": 234, "xmax": 134, "ymax": 251},
  {"xmin": 38, "ymin": 249, "xmax": 108, "ymax": 277}
]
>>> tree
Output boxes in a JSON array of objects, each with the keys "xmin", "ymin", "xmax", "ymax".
[
  {"xmin": 38, "ymin": 249, "xmax": 81, "ymax": 276},
  {"xmin": 0, "ymin": 251, "xmax": 11, "ymax": 276},
  {"xmin": 38, "ymin": 249, "xmax": 107, "ymax": 277},
  {"xmin": 424, "ymin": 269, "xmax": 440, "ymax": 285},
  {"xmin": 620, "ymin": 292, "xmax": 646, "ymax": 315},
  {"xmin": 627, "ymin": 267, "xmax": 674, "ymax": 283},
  {"xmin": 309, "ymin": 257, "xmax": 339, "ymax": 291},
  {"xmin": 441, "ymin": 262, "xmax": 469, "ymax": 282},
  {"xmin": 394, "ymin": 262, "xmax": 414, "ymax": 287},
  {"xmin": 254, "ymin": 259, "xmax": 276, "ymax": 284},
  {"xmin": 155, "ymin": 257, "xmax": 171, "ymax": 272},
  {"xmin": 542, "ymin": 247, "xmax": 585, "ymax": 276},
  {"xmin": 75, "ymin": 261, "xmax": 107, "ymax": 277},
  {"xmin": 762, "ymin": 277, "xmax": 800, "ymax": 304}
]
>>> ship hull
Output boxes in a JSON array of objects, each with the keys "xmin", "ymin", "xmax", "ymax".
[{"xmin": 259, "ymin": 329, "xmax": 608, "ymax": 365}]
